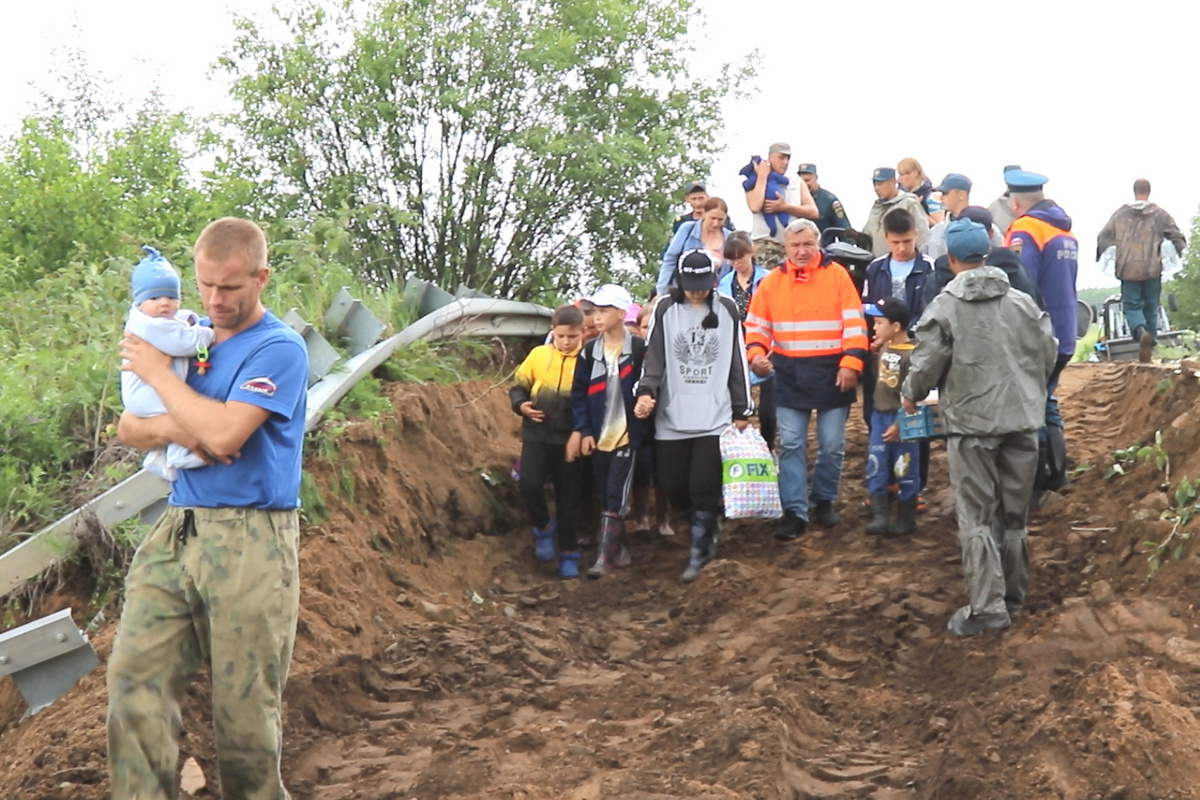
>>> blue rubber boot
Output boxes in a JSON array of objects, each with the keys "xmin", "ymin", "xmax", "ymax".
[
  {"xmin": 682, "ymin": 511, "xmax": 717, "ymax": 583},
  {"xmin": 559, "ymin": 551, "xmax": 581, "ymax": 580},
  {"xmin": 532, "ymin": 521, "xmax": 557, "ymax": 562}
]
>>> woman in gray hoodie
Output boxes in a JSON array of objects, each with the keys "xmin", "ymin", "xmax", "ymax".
[{"xmin": 635, "ymin": 250, "xmax": 754, "ymax": 582}]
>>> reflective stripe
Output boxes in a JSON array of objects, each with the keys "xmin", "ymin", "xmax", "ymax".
[
  {"xmin": 774, "ymin": 319, "xmax": 843, "ymax": 333},
  {"xmin": 842, "ymin": 308, "xmax": 863, "ymax": 320},
  {"xmin": 745, "ymin": 311, "xmax": 772, "ymax": 327},
  {"xmin": 774, "ymin": 338, "xmax": 843, "ymax": 352},
  {"xmin": 842, "ymin": 326, "xmax": 867, "ymax": 338}
]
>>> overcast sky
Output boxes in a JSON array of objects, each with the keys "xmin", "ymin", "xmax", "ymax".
[{"xmin": 2, "ymin": 0, "xmax": 1196, "ymax": 289}]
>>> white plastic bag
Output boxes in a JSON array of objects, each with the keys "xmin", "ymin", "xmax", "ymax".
[
  {"xmin": 1099, "ymin": 245, "xmax": 1117, "ymax": 278},
  {"xmin": 1162, "ymin": 240, "xmax": 1183, "ymax": 279},
  {"xmin": 720, "ymin": 425, "xmax": 783, "ymax": 519}
]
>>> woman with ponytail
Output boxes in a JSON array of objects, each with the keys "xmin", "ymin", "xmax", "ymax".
[{"xmin": 635, "ymin": 250, "xmax": 754, "ymax": 582}]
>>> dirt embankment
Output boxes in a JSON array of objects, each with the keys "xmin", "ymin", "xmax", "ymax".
[{"xmin": 3, "ymin": 363, "xmax": 1200, "ymax": 800}]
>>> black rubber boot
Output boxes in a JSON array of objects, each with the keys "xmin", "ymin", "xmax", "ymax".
[
  {"xmin": 682, "ymin": 511, "xmax": 717, "ymax": 583},
  {"xmin": 775, "ymin": 510, "xmax": 807, "ymax": 541},
  {"xmin": 813, "ymin": 499, "xmax": 839, "ymax": 528},
  {"xmin": 1047, "ymin": 426, "xmax": 1069, "ymax": 491},
  {"xmin": 864, "ymin": 494, "xmax": 891, "ymax": 535},
  {"xmin": 885, "ymin": 497, "xmax": 918, "ymax": 538}
]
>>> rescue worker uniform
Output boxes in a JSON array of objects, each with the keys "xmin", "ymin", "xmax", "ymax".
[{"xmin": 1003, "ymin": 172, "xmax": 1078, "ymax": 494}]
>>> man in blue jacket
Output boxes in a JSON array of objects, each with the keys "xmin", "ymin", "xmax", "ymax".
[{"xmin": 1004, "ymin": 170, "xmax": 1077, "ymax": 497}]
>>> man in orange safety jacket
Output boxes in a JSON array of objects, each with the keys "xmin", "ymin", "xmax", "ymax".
[{"xmin": 745, "ymin": 218, "xmax": 870, "ymax": 541}]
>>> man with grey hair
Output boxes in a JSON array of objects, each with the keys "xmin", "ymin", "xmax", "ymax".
[
  {"xmin": 744, "ymin": 218, "xmax": 870, "ymax": 539},
  {"xmin": 1097, "ymin": 178, "xmax": 1187, "ymax": 363},
  {"xmin": 744, "ymin": 142, "xmax": 819, "ymax": 268},
  {"xmin": 1004, "ymin": 170, "xmax": 1078, "ymax": 500}
]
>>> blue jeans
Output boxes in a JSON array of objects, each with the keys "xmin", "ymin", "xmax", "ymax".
[
  {"xmin": 867, "ymin": 410, "xmax": 920, "ymax": 500},
  {"xmin": 777, "ymin": 405, "xmax": 850, "ymax": 520},
  {"xmin": 1122, "ymin": 277, "xmax": 1162, "ymax": 339}
]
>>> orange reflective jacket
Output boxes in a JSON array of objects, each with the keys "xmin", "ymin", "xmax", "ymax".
[{"xmin": 744, "ymin": 254, "xmax": 870, "ymax": 410}]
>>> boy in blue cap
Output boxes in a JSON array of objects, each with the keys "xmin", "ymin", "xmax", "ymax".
[
  {"xmin": 121, "ymin": 246, "xmax": 216, "ymax": 480},
  {"xmin": 902, "ymin": 219, "xmax": 1057, "ymax": 637},
  {"xmin": 863, "ymin": 296, "xmax": 919, "ymax": 537}
]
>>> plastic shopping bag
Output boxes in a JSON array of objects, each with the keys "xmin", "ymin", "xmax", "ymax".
[
  {"xmin": 1162, "ymin": 240, "xmax": 1183, "ymax": 279},
  {"xmin": 720, "ymin": 425, "xmax": 783, "ymax": 519}
]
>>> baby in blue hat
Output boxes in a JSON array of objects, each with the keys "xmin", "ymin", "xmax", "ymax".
[{"xmin": 121, "ymin": 246, "xmax": 216, "ymax": 480}]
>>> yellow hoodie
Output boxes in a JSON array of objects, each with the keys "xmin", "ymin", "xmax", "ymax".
[{"xmin": 509, "ymin": 343, "xmax": 580, "ymax": 443}]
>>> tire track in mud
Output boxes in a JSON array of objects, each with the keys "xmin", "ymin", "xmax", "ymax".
[{"xmin": 5, "ymin": 368, "xmax": 1200, "ymax": 800}]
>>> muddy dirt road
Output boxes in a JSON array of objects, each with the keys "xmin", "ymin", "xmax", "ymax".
[{"xmin": 3, "ymin": 363, "xmax": 1200, "ymax": 800}]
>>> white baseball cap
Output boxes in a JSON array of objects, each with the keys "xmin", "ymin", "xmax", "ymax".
[{"xmin": 588, "ymin": 284, "xmax": 634, "ymax": 311}]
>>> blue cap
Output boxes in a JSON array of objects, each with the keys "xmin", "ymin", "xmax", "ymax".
[
  {"xmin": 131, "ymin": 246, "xmax": 181, "ymax": 306},
  {"xmin": 945, "ymin": 220, "xmax": 991, "ymax": 262},
  {"xmin": 934, "ymin": 173, "xmax": 972, "ymax": 193},
  {"xmin": 863, "ymin": 296, "xmax": 912, "ymax": 328},
  {"xmin": 797, "ymin": 163, "xmax": 817, "ymax": 174},
  {"xmin": 1002, "ymin": 164, "xmax": 1022, "ymax": 173},
  {"xmin": 1004, "ymin": 169, "xmax": 1048, "ymax": 192},
  {"xmin": 872, "ymin": 167, "xmax": 896, "ymax": 182}
]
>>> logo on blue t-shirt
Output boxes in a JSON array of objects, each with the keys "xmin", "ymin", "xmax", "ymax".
[{"xmin": 240, "ymin": 377, "xmax": 278, "ymax": 397}]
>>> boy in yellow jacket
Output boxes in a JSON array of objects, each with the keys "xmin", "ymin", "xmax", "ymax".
[{"xmin": 510, "ymin": 305, "xmax": 586, "ymax": 578}]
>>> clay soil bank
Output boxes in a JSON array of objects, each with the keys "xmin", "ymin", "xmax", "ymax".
[{"xmin": 4, "ymin": 364, "xmax": 1200, "ymax": 800}]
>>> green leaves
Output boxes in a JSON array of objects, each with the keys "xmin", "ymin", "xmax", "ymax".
[{"xmin": 218, "ymin": 0, "xmax": 746, "ymax": 299}]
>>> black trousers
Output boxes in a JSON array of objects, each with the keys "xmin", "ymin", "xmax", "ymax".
[
  {"xmin": 655, "ymin": 436, "xmax": 723, "ymax": 515},
  {"xmin": 592, "ymin": 446, "xmax": 637, "ymax": 516},
  {"xmin": 520, "ymin": 439, "xmax": 582, "ymax": 551},
  {"xmin": 758, "ymin": 378, "xmax": 778, "ymax": 451}
]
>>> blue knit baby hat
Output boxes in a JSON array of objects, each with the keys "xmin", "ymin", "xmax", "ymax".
[{"xmin": 131, "ymin": 246, "xmax": 181, "ymax": 305}]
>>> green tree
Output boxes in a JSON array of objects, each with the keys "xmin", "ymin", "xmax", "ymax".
[
  {"xmin": 0, "ymin": 87, "xmax": 224, "ymax": 282},
  {"xmin": 1163, "ymin": 207, "xmax": 1200, "ymax": 331},
  {"xmin": 219, "ymin": 0, "xmax": 749, "ymax": 300}
]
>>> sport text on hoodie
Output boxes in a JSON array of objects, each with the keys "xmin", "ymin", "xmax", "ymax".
[{"xmin": 638, "ymin": 295, "xmax": 753, "ymax": 440}]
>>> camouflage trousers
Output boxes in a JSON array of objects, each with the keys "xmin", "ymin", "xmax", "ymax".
[
  {"xmin": 107, "ymin": 505, "xmax": 300, "ymax": 800},
  {"xmin": 752, "ymin": 237, "xmax": 786, "ymax": 269}
]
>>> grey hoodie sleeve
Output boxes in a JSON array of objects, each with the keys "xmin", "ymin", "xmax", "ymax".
[
  {"xmin": 638, "ymin": 297, "xmax": 669, "ymax": 399},
  {"xmin": 719, "ymin": 296, "xmax": 754, "ymax": 419},
  {"xmin": 902, "ymin": 302, "xmax": 952, "ymax": 403}
]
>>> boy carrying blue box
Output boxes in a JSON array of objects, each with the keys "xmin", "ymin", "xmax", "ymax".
[{"xmin": 863, "ymin": 296, "xmax": 919, "ymax": 538}]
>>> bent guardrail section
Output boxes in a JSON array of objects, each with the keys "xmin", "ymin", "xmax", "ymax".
[{"xmin": 0, "ymin": 292, "xmax": 551, "ymax": 600}]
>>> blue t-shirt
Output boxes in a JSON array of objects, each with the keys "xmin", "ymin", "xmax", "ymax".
[
  {"xmin": 889, "ymin": 258, "xmax": 916, "ymax": 299},
  {"xmin": 170, "ymin": 311, "xmax": 308, "ymax": 510}
]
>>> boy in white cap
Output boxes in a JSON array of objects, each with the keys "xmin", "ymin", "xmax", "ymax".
[
  {"xmin": 121, "ymin": 246, "xmax": 216, "ymax": 480},
  {"xmin": 567, "ymin": 284, "xmax": 647, "ymax": 578}
]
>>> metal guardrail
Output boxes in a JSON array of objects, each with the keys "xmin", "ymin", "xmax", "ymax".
[
  {"xmin": 0, "ymin": 280, "xmax": 550, "ymax": 715},
  {"xmin": 0, "ymin": 285, "xmax": 551, "ymax": 600}
]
